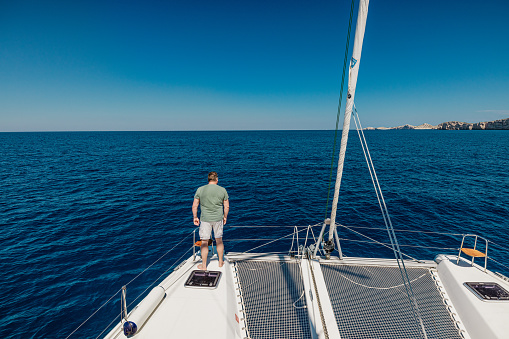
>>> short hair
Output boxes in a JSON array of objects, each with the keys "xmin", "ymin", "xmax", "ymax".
[{"xmin": 208, "ymin": 171, "xmax": 218, "ymax": 182}]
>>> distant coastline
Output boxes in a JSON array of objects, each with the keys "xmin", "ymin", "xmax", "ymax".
[{"xmin": 364, "ymin": 118, "xmax": 509, "ymax": 130}]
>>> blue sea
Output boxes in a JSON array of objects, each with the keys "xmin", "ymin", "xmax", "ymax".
[{"xmin": 1, "ymin": 130, "xmax": 508, "ymax": 338}]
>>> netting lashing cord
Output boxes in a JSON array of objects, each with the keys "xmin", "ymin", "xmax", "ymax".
[
  {"xmin": 324, "ymin": 0, "xmax": 357, "ymax": 222},
  {"xmin": 352, "ymin": 105, "xmax": 428, "ymax": 339}
]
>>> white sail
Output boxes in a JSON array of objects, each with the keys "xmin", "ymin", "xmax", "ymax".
[{"xmin": 329, "ymin": 0, "xmax": 369, "ymax": 240}]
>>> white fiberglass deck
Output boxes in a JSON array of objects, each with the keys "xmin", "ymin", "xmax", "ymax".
[
  {"xmin": 104, "ymin": 255, "xmax": 240, "ymax": 339},
  {"xmin": 437, "ymin": 255, "xmax": 509, "ymax": 339},
  {"xmin": 104, "ymin": 252, "xmax": 509, "ymax": 339}
]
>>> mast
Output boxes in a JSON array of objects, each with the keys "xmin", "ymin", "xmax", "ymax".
[{"xmin": 329, "ymin": 0, "xmax": 369, "ymax": 241}]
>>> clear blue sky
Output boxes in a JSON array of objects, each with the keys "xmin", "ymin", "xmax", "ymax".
[{"xmin": 1, "ymin": 0, "xmax": 508, "ymax": 131}]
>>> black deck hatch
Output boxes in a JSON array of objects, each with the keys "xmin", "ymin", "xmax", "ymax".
[
  {"xmin": 184, "ymin": 270, "xmax": 221, "ymax": 288},
  {"xmin": 465, "ymin": 282, "xmax": 509, "ymax": 300}
]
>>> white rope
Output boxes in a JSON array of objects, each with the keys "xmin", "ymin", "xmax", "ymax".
[
  {"xmin": 303, "ymin": 224, "xmax": 319, "ymax": 249},
  {"xmin": 288, "ymin": 226, "xmax": 300, "ymax": 256},
  {"xmin": 293, "ymin": 257, "xmax": 307, "ymax": 309},
  {"xmin": 293, "ymin": 290, "xmax": 307, "ymax": 309},
  {"xmin": 338, "ymin": 271, "xmax": 428, "ymax": 290}
]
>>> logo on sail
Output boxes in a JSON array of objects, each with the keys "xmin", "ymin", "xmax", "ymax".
[{"xmin": 350, "ymin": 57, "xmax": 357, "ymax": 69}]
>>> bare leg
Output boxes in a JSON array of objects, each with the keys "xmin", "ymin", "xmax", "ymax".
[
  {"xmin": 198, "ymin": 240, "xmax": 209, "ymax": 270},
  {"xmin": 216, "ymin": 238, "xmax": 224, "ymax": 267}
]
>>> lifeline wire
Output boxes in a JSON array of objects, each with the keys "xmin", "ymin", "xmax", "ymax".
[
  {"xmin": 127, "ymin": 246, "xmax": 194, "ymax": 308},
  {"xmin": 124, "ymin": 229, "xmax": 195, "ymax": 287},
  {"xmin": 242, "ymin": 227, "xmax": 310, "ymax": 254},
  {"xmin": 352, "ymin": 106, "xmax": 428, "ymax": 339},
  {"xmin": 339, "ymin": 237, "xmax": 458, "ymax": 251},
  {"xmin": 65, "ymin": 288, "xmax": 122, "ymax": 339},
  {"xmin": 67, "ymin": 229, "xmax": 195, "ymax": 338}
]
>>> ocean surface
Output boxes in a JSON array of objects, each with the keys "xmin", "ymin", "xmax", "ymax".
[{"xmin": 1, "ymin": 130, "xmax": 508, "ymax": 338}]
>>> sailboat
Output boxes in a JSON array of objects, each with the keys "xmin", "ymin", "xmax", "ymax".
[{"xmin": 71, "ymin": 0, "xmax": 509, "ymax": 338}]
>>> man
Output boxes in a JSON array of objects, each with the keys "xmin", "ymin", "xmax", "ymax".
[{"xmin": 192, "ymin": 171, "xmax": 229, "ymax": 270}]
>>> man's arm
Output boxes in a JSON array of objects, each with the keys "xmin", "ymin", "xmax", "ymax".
[
  {"xmin": 223, "ymin": 199, "xmax": 229, "ymax": 225},
  {"xmin": 192, "ymin": 198, "xmax": 200, "ymax": 226}
]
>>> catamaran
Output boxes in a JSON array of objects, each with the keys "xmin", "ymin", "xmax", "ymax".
[{"xmin": 68, "ymin": 0, "xmax": 509, "ymax": 338}]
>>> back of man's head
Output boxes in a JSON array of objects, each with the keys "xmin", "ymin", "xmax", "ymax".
[{"xmin": 208, "ymin": 171, "xmax": 218, "ymax": 182}]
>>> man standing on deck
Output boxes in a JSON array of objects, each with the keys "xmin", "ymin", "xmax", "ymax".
[{"xmin": 192, "ymin": 171, "xmax": 229, "ymax": 270}]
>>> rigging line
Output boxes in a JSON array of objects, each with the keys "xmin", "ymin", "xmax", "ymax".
[
  {"xmin": 97, "ymin": 247, "xmax": 195, "ymax": 338},
  {"xmin": 340, "ymin": 224, "xmax": 418, "ymax": 261},
  {"xmin": 488, "ymin": 257, "xmax": 509, "ymax": 272},
  {"xmin": 353, "ymin": 110, "xmax": 406, "ymax": 263},
  {"xmin": 288, "ymin": 226, "xmax": 299, "ymax": 255},
  {"xmin": 229, "ymin": 224, "xmax": 321, "ymax": 228},
  {"xmin": 487, "ymin": 239, "xmax": 509, "ymax": 253},
  {"xmin": 127, "ymin": 246, "xmax": 194, "ymax": 309},
  {"xmin": 304, "ymin": 224, "xmax": 317, "ymax": 250},
  {"xmin": 338, "ymin": 224, "xmax": 464, "ymax": 237},
  {"xmin": 124, "ymin": 229, "xmax": 195, "ymax": 287},
  {"xmin": 229, "ymin": 251, "xmax": 295, "ymax": 256},
  {"xmin": 353, "ymin": 108, "xmax": 424, "ymax": 334},
  {"xmin": 352, "ymin": 110, "xmax": 397, "ymax": 251},
  {"xmin": 303, "ymin": 225, "xmax": 311, "ymax": 249},
  {"xmin": 324, "ymin": 0, "xmax": 356, "ymax": 222},
  {"xmin": 351, "ymin": 108, "xmax": 406, "ymax": 268},
  {"xmin": 95, "ymin": 312, "xmax": 123, "ymax": 339},
  {"xmin": 65, "ymin": 288, "xmax": 123, "ymax": 339},
  {"xmin": 225, "ymin": 238, "xmax": 306, "ymax": 241},
  {"xmin": 67, "ymin": 230, "xmax": 195, "ymax": 338},
  {"xmin": 339, "ymin": 236, "xmax": 459, "ymax": 251},
  {"xmin": 242, "ymin": 227, "xmax": 310, "ymax": 254},
  {"xmin": 352, "ymin": 110, "xmax": 413, "ymax": 269},
  {"xmin": 353, "ymin": 106, "xmax": 428, "ymax": 339},
  {"xmin": 309, "ymin": 225, "xmax": 323, "ymax": 256}
]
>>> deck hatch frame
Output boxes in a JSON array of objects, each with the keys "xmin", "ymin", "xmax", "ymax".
[
  {"xmin": 465, "ymin": 282, "xmax": 509, "ymax": 301},
  {"xmin": 184, "ymin": 270, "xmax": 222, "ymax": 288}
]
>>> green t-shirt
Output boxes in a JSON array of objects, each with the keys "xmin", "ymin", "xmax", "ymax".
[{"xmin": 194, "ymin": 184, "xmax": 229, "ymax": 222}]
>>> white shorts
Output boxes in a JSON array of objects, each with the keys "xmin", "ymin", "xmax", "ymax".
[{"xmin": 199, "ymin": 220, "xmax": 223, "ymax": 240}]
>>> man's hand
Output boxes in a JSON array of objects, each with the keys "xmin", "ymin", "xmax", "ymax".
[
  {"xmin": 223, "ymin": 199, "xmax": 229, "ymax": 226},
  {"xmin": 192, "ymin": 198, "xmax": 200, "ymax": 226}
]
